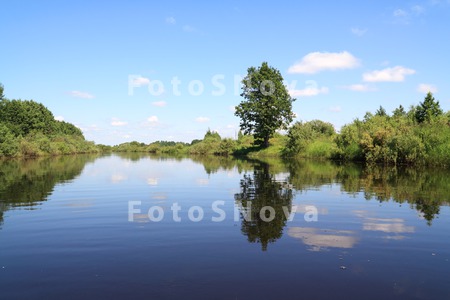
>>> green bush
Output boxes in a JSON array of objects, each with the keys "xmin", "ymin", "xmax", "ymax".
[
  {"xmin": 285, "ymin": 120, "xmax": 336, "ymax": 157},
  {"xmin": 0, "ymin": 123, "xmax": 19, "ymax": 156}
]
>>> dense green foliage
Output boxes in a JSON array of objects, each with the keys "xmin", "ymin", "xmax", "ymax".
[
  {"xmin": 414, "ymin": 92, "xmax": 443, "ymax": 123},
  {"xmin": 0, "ymin": 83, "xmax": 4, "ymax": 100},
  {"xmin": 0, "ymin": 84, "xmax": 98, "ymax": 157},
  {"xmin": 235, "ymin": 62, "xmax": 296, "ymax": 147},
  {"xmin": 279, "ymin": 93, "xmax": 450, "ymax": 167},
  {"xmin": 284, "ymin": 120, "xmax": 336, "ymax": 158},
  {"xmin": 334, "ymin": 95, "xmax": 450, "ymax": 166},
  {"xmin": 112, "ymin": 129, "xmax": 242, "ymax": 156}
]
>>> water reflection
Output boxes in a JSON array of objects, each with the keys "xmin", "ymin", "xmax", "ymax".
[
  {"xmin": 234, "ymin": 162, "xmax": 293, "ymax": 251},
  {"xmin": 354, "ymin": 210, "xmax": 415, "ymax": 241},
  {"xmin": 1, "ymin": 154, "xmax": 450, "ymax": 233},
  {"xmin": 286, "ymin": 160, "xmax": 450, "ymax": 225},
  {"xmin": 288, "ymin": 227, "xmax": 358, "ymax": 251},
  {"xmin": 0, "ymin": 155, "xmax": 98, "ymax": 227}
]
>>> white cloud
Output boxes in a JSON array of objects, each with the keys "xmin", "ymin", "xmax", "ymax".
[
  {"xmin": 111, "ymin": 174, "xmax": 127, "ymax": 183},
  {"xmin": 148, "ymin": 116, "xmax": 159, "ymax": 123},
  {"xmin": 183, "ymin": 25, "xmax": 195, "ymax": 32},
  {"xmin": 152, "ymin": 101, "xmax": 167, "ymax": 107},
  {"xmin": 329, "ymin": 106, "xmax": 342, "ymax": 112},
  {"xmin": 77, "ymin": 124, "xmax": 100, "ymax": 132},
  {"xmin": 351, "ymin": 27, "xmax": 367, "ymax": 37},
  {"xmin": 288, "ymin": 51, "xmax": 360, "ymax": 74},
  {"xmin": 393, "ymin": 9, "xmax": 408, "ymax": 17},
  {"xmin": 195, "ymin": 116, "xmax": 210, "ymax": 123},
  {"xmin": 130, "ymin": 76, "xmax": 150, "ymax": 86},
  {"xmin": 111, "ymin": 119, "xmax": 128, "ymax": 126},
  {"xmin": 417, "ymin": 84, "xmax": 438, "ymax": 93},
  {"xmin": 147, "ymin": 178, "xmax": 158, "ymax": 186},
  {"xmin": 196, "ymin": 178, "xmax": 209, "ymax": 186},
  {"xmin": 166, "ymin": 17, "xmax": 176, "ymax": 25},
  {"xmin": 411, "ymin": 5, "xmax": 425, "ymax": 14},
  {"xmin": 288, "ymin": 227, "xmax": 358, "ymax": 251},
  {"xmin": 363, "ymin": 66, "xmax": 416, "ymax": 82},
  {"xmin": 69, "ymin": 90, "xmax": 94, "ymax": 99},
  {"xmin": 140, "ymin": 116, "xmax": 160, "ymax": 129},
  {"xmin": 363, "ymin": 222, "xmax": 414, "ymax": 233},
  {"xmin": 55, "ymin": 116, "xmax": 64, "ymax": 121},
  {"xmin": 342, "ymin": 84, "xmax": 375, "ymax": 92},
  {"xmin": 289, "ymin": 87, "xmax": 329, "ymax": 97},
  {"xmin": 229, "ymin": 105, "xmax": 236, "ymax": 112}
]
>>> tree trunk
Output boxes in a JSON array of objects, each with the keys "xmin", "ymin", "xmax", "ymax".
[{"xmin": 263, "ymin": 136, "xmax": 269, "ymax": 148}]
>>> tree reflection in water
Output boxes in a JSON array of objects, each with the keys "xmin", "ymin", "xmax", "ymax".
[
  {"xmin": 0, "ymin": 155, "xmax": 98, "ymax": 227},
  {"xmin": 234, "ymin": 162, "xmax": 293, "ymax": 251}
]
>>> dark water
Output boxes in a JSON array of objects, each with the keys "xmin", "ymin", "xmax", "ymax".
[{"xmin": 1, "ymin": 154, "xmax": 449, "ymax": 299}]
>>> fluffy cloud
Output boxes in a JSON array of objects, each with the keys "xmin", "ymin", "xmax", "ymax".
[
  {"xmin": 289, "ymin": 87, "xmax": 329, "ymax": 97},
  {"xmin": 393, "ymin": 9, "xmax": 408, "ymax": 17},
  {"xmin": 288, "ymin": 51, "xmax": 360, "ymax": 74},
  {"xmin": 166, "ymin": 17, "xmax": 176, "ymax": 25},
  {"xmin": 342, "ymin": 84, "xmax": 375, "ymax": 92},
  {"xmin": 363, "ymin": 66, "xmax": 415, "ymax": 82},
  {"xmin": 69, "ymin": 90, "xmax": 94, "ymax": 99},
  {"xmin": 411, "ymin": 5, "xmax": 425, "ymax": 15},
  {"xmin": 148, "ymin": 116, "xmax": 159, "ymax": 123},
  {"xmin": 195, "ymin": 116, "xmax": 210, "ymax": 123},
  {"xmin": 152, "ymin": 101, "xmax": 167, "ymax": 107},
  {"xmin": 329, "ymin": 106, "xmax": 342, "ymax": 112},
  {"xmin": 54, "ymin": 116, "xmax": 64, "ymax": 121},
  {"xmin": 111, "ymin": 119, "xmax": 128, "ymax": 126},
  {"xmin": 129, "ymin": 76, "xmax": 150, "ymax": 86},
  {"xmin": 77, "ymin": 124, "xmax": 100, "ymax": 132},
  {"xmin": 351, "ymin": 27, "xmax": 367, "ymax": 37},
  {"xmin": 111, "ymin": 174, "xmax": 127, "ymax": 183},
  {"xmin": 183, "ymin": 25, "xmax": 196, "ymax": 32},
  {"xmin": 392, "ymin": 5, "xmax": 425, "ymax": 24},
  {"xmin": 417, "ymin": 84, "xmax": 438, "ymax": 93},
  {"xmin": 288, "ymin": 227, "xmax": 358, "ymax": 251},
  {"xmin": 139, "ymin": 116, "xmax": 160, "ymax": 129}
]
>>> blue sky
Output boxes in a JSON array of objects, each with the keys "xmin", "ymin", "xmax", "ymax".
[{"xmin": 1, "ymin": 0, "xmax": 450, "ymax": 145}]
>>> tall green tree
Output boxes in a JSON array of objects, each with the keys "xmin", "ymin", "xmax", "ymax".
[
  {"xmin": 415, "ymin": 92, "xmax": 442, "ymax": 123},
  {"xmin": 235, "ymin": 62, "xmax": 296, "ymax": 147},
  {"xmin": 393, "ymin": 105, "xmax": 406, "ymax": 117},
  {"xmin": 375, "ymin": 105, "xmax": 387, "ymax": 117},
  {"xmin": 0, "ymin": 83, "xmax": 4, "ymax": 100}
]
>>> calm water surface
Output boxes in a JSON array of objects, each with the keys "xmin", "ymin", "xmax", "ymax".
[{"xmin": 1, "ymin": 154, "xmax": 449, "ymax": 299}]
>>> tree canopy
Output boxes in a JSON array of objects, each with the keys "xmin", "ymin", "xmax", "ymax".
[
  {"xmin": 415, "ymin": 92, "xmax": 442, "ymax": 123},
  {"xmin": 0, "ymin": 83, "xmax": 4, "ymax": 100},
  {"xmin": 235, "ymin": 62, "xmax": 296, "ymax": 147},
  {"xmin": 0, "ymin": 98, "xmax": 83, "ymax": 138}
]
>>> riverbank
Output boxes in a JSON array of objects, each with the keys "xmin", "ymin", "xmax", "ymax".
[{"xmin": 2, "ymin": 85, "xmax": 449, "ymax": 167}]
